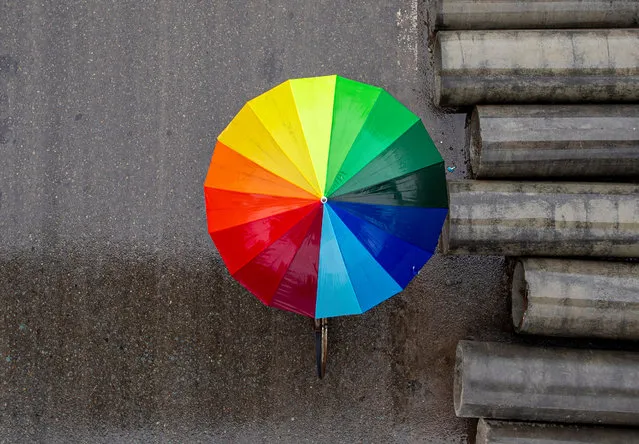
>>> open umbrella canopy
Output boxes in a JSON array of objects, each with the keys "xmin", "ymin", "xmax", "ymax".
[{"xmin": 204, "ymin": 75, "xmax": 448, "ymax": 318}]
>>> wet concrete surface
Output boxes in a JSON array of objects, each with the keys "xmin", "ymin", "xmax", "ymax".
[{"xmin": 0, "ymin": 1, "xmax": 511, "ymax": 442}]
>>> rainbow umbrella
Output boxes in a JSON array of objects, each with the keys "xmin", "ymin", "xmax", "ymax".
[{"xmin": 204, "ymin": 75, "xmax": 448, "ymax": 319}]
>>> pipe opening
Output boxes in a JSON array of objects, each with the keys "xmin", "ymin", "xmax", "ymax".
[{"xmin": 511, "ymin": 260, "xmax": 528, "ymax": 331}]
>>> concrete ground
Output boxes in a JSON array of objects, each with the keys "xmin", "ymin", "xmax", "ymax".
[{"xmin": 0, "ymin": 1, "xmax": 510, "ymax": 442}]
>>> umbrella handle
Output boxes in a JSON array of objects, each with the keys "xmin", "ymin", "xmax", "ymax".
[{"xmin": 314, "ymin": 318, "xmax": 328, "ymax": 378}]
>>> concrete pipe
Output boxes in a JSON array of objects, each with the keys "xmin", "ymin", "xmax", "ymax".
[
  {"xmin": 512, "ymin": 258, "xmax": 639, "ymax": 340},
  {"xmin": 469, "ymin": 105, "xmax": 639, "ymax": 179},
  {"xmin": 476, "ymin": 419, "xmax": 639, "ymax": 444},
  {"xmin": 454, "ymin": 341, "xmax": 639, "ymax": 425},
  {"xmin": 434, "ymin": 29, "xmax": 639, "ymax": 107},
  {"xmin": 442, "ymin": 180, "xmax": 639, "ymax": 258},
  {"xmin": 436, "ymin": 0, "xmax": 639, "ymax": 30}
]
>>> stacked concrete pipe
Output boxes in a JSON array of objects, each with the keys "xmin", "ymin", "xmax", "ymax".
[
  {"xmin": 443, "ymin": 180, "xmax": 639, "ymax": 257},
  {"xmin": 476, "ymin": 419, "xmax": 639, "ymax": 444},
  {"xmin": 434, "ymin": 29, "xmax": 639, "ymax": 107},
  {"xmin": 436, "ymin": 0, "xmax": 639, "ymax": 432},
  {"xmin": 437, "ymin": 0, "xmax": 639, "ymax": 30},
  {"xmin": 512, "ymin": 258, "xmax": 639, "ymax": 340},
  {"xmin": 454, "ymin": 341, "xmax": 639, "ymax": 425},
  {"xmin": 468, "ymin": 105, "xmax": 639, "ymax": 179}
]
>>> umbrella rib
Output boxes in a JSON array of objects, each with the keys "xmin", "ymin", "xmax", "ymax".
[
  {"xmin": 205, "ymin": 192, "xmax": 316, "ymax": 233},
  {"xmin": 333, "ymin": 200, "xmax": 435, "ymax": 288},
  {"xmin": 266, "ymin": 204, "xmax": 323, "ymax": 311},
  {"xmin": 248, "ymin": 102, "xmax": 322, "ymax": 197},
  {"xmin": 288, "ymin": 83, "xmax": 324, "ymax": 197},
  {"xmin": 325, "ymin": 88, "xmax": 383, "ymax": 195},
  {"xmin": 330, "ymin": 162, "xmax": 448, "ymax": 209},
  {"xmin": 204, "ymin": 141, "xmax": 320, "ymax": 200},
  {"xmin": 329, "ymin": 124, "xmax": 443, "ymax": 198},
  {"xmin": 326, "ymin": 90, "xmax": 420, "ymax": 196},
  {"xmin": 325, "ymin": 207, "xmax": 363, "ymax": 315},
  {"xmin": 328, "ymin": 201, "xmax": 443, "ymax": 257},
  {"xmin": 212, "ymin": 201, "xmax": 319, "ymax": 274}
]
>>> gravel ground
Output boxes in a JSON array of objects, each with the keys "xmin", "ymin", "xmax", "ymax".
[{"xmin": 0, "ymin": 1, "xmax": 510, "ymax": 442}]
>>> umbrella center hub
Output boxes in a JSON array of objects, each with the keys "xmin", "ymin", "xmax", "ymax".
[{"xmin": 320, "ymin": 196, "xmax": 328, "ymax": 204}]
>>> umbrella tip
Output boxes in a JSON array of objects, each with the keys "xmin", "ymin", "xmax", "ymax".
[{"xmin": 320, "ymin": 196, "xmax": 328, "ymax": 204}]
